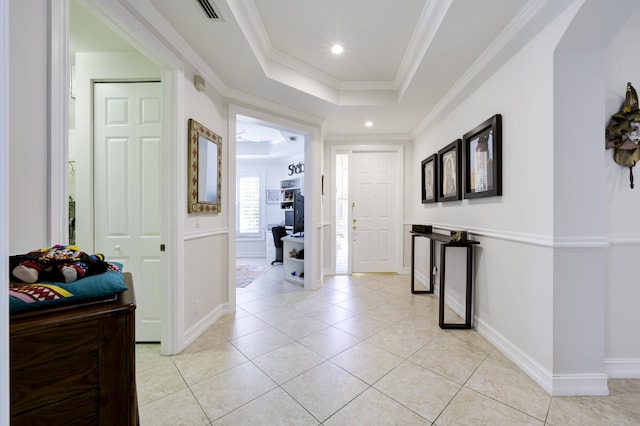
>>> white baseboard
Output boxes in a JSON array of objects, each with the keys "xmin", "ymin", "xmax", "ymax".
[
  {"xmin": 182, "ymin": 303, "xmax": 231, "ymax": 351},
  {"xmin": 475, "ymin": 317, "xmax": 552, "ymax": 394},
  {"xmin": 605, "ymin": 358, "xmax": 640, "ymax": 378},
  {"xmin": 236, "ymin": 251, "xmax": 266, "ymax": 258},
  {"xmin": 475, "ymin": 317, "xmax": 609, "ymax": 396},
  {"xmin": 550, "ymin": 374, "xmax": 610, "ymax": 396},
  {"xmin": 413, "ymin": 270, "xmax": 431, "ymax": 292}
]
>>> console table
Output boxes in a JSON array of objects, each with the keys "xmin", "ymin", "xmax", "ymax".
[{"xmin": 410, "ymin": 230, "xmax": 479, "ymax": 329}]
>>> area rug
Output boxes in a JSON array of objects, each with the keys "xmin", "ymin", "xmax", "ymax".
[{"xmin": 236, "ymin": 264, "xmax": 273, "ymax": 288}]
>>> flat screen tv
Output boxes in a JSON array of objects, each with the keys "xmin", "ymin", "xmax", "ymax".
[{"xmin": 293, "ymin": 193, "xmax": 304, "ymax": 236}]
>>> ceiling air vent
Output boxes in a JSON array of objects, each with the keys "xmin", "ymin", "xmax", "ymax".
[{"xmin": 195, "ymin": 0, "xmax": 223, "ymax": 21}]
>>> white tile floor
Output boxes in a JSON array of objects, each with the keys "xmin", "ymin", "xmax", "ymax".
[{"xmin": 136, "ymin": 260, "xmax": 640, "ymax": 425}]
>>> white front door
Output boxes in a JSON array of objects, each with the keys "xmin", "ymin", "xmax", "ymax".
[
  {"xmin": 350, "ymin": 151, "xmax": 400, "ymax": 273},
  {"xmin": 93, "ymin": 82, "xmax": 162, "ymax": 342}
]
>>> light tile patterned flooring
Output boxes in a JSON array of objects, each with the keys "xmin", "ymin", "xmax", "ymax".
[{"xmin": 137, "ymin": 260, "xmax": 640, "ymax": 425}]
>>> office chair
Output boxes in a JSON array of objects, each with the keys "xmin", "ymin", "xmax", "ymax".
[{"xmin": 271, "ymin": 226, "xmax": 287, "ymax": 265}]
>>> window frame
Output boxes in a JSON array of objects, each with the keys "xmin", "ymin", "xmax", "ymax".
[{"xmin": 236, "ymin": 170, "xmax": 264, "ymax": 239}]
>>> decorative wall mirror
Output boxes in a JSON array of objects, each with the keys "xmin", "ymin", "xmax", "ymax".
[{"xmin": 188, "ymin": 118, "xmax": 222, "ymax": 213}]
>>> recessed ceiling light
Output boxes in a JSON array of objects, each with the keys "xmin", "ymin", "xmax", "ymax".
[
  {"xmin": 331, "ymin": 44, "xmax": 344, "ymax": 55},
  {"xmin": 365, "ymin": 121, "xmax": 374, "ymax": 127}
]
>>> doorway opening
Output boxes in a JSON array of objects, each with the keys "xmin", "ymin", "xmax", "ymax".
[
  {"xmin": 234, "ymin": 113, "xmax": 306, "ymax": 290},
  {"xmin": 332, "ymin": 145, "xmax": 404, "ymax": 275},
  {"xmin": 69, "ymin": 0, "xmax": 164, "ymax": 343}
]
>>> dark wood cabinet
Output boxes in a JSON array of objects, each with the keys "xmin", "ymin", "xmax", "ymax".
[{"xmin": 10, "ymin": 273, "xmax": 137, "ymax": 425}]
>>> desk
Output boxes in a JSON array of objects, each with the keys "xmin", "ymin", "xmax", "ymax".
[
  {"xmin": 410, "ymin": 230, "xmax": 479, "ymax": 329},
  {"xmin": 282, "ymin": 235, "xmax": 304, "ymax": 286}
]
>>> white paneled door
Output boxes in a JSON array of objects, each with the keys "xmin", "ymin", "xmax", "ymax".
[
  {"xmin": 351, "ymin": 151, "xmax": 400, "ymax": 273},
  {"xmin": 94, "ymin": 82, "xmax": 162, "ymax": 342}
]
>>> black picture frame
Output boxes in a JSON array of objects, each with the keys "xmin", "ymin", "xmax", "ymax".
[
  {"xmin": 463, "ymin": 114, "xmax": 502, "ymax": 199},
  {"xmin": 421, "ymin": 154, "xmax": 438, "ymax": 203},
  {"xmin": 438, "ymin": 139, "xmax": 462, "ymax": 202}
]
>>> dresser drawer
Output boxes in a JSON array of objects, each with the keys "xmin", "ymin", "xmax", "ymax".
[
  {"xmin": 10, "ymin": 273, "xmax": 137, "ymax": 425},
  {"xmin": 11, "ymin": 349, "xmax": 99, "ymax": 414},
  {"xmin": 11, "ymin": 390, "xmax": 99, "ymax": 426},
  {"xmin": 11, "ymin": 320, "xmax": 98, "ymax": 368}
]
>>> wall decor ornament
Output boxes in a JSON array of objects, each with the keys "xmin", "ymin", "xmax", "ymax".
[
  {"xmin": 266, "ymin": 189, "xmax": 280, "ymax": 204},
  {"xmin": 463, "ymin": 114, "xmax": 502, "ymax": 199},
  {"xmin": 287, "ymin": 162, "xmax": 304, "ymax": 175},
  {"xmin": 606, "ymin": 82, "xmax": 640, "ymax": 189},
  {"xmin": 188, "ymin": 118, "xmax": 222, "ymax": 213},
  {"xmin": 421, "ymin": 154, "xmax": 438, "ymax": 203},
  {"xmin": 438, "ymin": 140, "xmax": 462, "ymax": 202}
]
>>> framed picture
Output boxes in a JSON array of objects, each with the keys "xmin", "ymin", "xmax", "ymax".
[
  {"xmin": 266, "ymin": 189, "xmax": 280, "ymax": 204},
  {"xmin": 188, "ymin": 119, "xmax": 222, "ymax": 213},
  {"xmin": 421, "ymin": 154, "xmax": 438, "ymax": 203},
  {"xmin": 463, "ymin": 114, "xmax": 502, "ymax": 199},
  {"xmin": 438, "ymin": 139, "xmax": 462, "ymax": 202}
]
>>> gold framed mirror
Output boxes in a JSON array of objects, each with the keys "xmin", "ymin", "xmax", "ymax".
[{"xmin": 188, "ymin": 118, "xmax": 222, "ymax": 213}]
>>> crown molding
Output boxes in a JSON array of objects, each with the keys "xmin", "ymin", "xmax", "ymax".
[
  {"xmin": 412, "ymin": 0, "xmax": 561, "ymax": 137},
  {"xmin": 228, "ymin": 0, "xmax": 449, "ymax": 105},
  {"xmin": 224, "ymin": 86, "xmax": 325, "ymax": 129},
  {"xmin": 396, "ymin": 0, "xmax": 452, "ymax": 99},
  {"xmin": 123, "ymin": 0, "xmax": 324, "ymax": 128},
  {"xmin": 325, "ymin": 134, "xmax": 411, "ymax": 143},
  {"xmin": 122, "ymin": 0, "xmax": 226, "ymax": 91}
]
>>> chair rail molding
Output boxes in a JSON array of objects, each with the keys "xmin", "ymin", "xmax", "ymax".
[{"xmin": 425, "ymin": 222, "xmax": 609, "ymax": 249}]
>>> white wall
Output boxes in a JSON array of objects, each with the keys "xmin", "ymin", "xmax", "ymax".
[
  {"xmin": 411, "ymin": 7, "xmax": 573, "ymax": 377},
  {"xmin": 411, "ymin": 0, "xmax": 640, "ymax": 394},
  {"xmin": 182, "ymin": 78, "xmax": 229, "ymax": 334},
  {"xmin": 551, "ymin": 0, "xmax": 639, "ymax": 391},
  {"xmin": 552, "ymin": 48, "xmax": 608, "ymax": 383},
  {"xmin": 8, "ymin": 0, "xmax": 48, "ymax": 253},
  {"xmin": 1, "ymin": 0, "xmax": 9, "ymax": 419},
  {"xmin": 604, "ymin": 7, "xmax": 640, "ymax": 376}
]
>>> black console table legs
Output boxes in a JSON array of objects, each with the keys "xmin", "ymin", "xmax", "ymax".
[
  {"xmin": 411, "ymin": 234, "xmax": 433, "ymax": 294},
  {"xmin": 410, "ymin": 230, "xmax": 478, "ymax": 329},
  {"xmin": 438, "ymin": 244, "xmax": 474, "ymax": 329}
]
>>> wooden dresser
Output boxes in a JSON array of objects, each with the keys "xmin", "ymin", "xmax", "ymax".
[{"xmin": 10, "ymin": 272, "xmax": 137, "ymax": 425}]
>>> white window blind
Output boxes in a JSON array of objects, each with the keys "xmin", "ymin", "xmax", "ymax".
[{"xmin": 238, "ymin": 176, "xmax": 261, "ymax": 235}]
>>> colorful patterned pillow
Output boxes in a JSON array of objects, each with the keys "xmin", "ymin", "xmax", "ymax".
[{"xmin": 9, "ymin": 263, "xmax": 128, "ymax": 313}]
